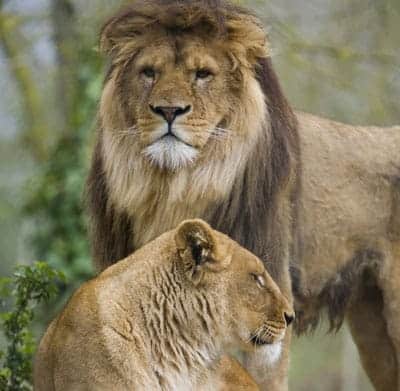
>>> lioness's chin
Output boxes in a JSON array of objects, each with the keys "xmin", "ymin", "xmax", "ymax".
[
  {"xmin": 249, "ymin": 342, "xmax": 283, "ymax": 367},
  {"xmin": 259, "ymin": 342, "xmax": 283, "ymax": 366},
  {"xmin": 142, "ymin": 136, "xmax": 198, "ymax": 170}
]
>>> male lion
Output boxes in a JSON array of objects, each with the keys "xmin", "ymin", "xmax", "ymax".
[
  {"xmin": 87, "ymin": 1, "xmax": 299, "ymax": 388},
  {"xmin": 86, "ymin": 0, "xmax": 400, "ymax": 390},
  {"xmin": 34, "ymin": 219, "xmax": 293, "ymax": 391}
]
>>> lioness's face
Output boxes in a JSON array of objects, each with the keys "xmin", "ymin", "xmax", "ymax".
[
  {"xmin": 103, "ymin": 35, "xmax": 240, "ymax": 170},
  {"xmin": 175, "ymin": 220, "xmax": 294, "ymax": 353},
  {"xmin": 226, "ymin": 245, "xmax": 294, "ymax": 350}
]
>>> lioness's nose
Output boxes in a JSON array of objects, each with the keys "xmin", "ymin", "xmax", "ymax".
[
  {"xmin": 150, "ymin": 105, "xmax": 191, "ymax": 124},
  {"xmin": 284, "ymin": 312, "xmax": 295, "ymax": 326}
]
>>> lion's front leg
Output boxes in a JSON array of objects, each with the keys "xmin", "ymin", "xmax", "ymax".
[
  {"xmin": 347, "ymin": 241, "xmax": 400, "ymax": 391},
  {"xmin": 376, "ymin": 242, "xmax": 400, "ymax": 390},
  {"xmin": 347, "ymin": 289, "xmax": 397, "ymax": 391},
  {"xmin": 243, "ymin": 329, "xmax": 291, "ymax": 391}
]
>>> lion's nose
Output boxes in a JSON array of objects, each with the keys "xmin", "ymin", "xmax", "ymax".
[
  {"xmin": 150, "ymin": 105, "xmax": 191, "ymax": 124},
  {"xmin": 284, "ymin": 312, "xmax": 295, "ymax": 326}
]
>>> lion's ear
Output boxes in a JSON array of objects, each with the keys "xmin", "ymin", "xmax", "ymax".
[
  {"xmin": 226, "ymin": 14, "xmax": 269, "ymax": 68},
  {"xmin": 99, "ymin": 12, "xmax": 148, "ymax": 56},
  {"xmin": 175, "ymin": 219, "xmax": 229, "ymax": 285}
]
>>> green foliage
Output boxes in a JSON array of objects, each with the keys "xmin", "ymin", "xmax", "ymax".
[
  {"xmin": 0, "ymin": 262, "xmax": 65, "ymax": 391},
  {"xmin": 23, "ymin": 46, "xmax": 104, "ymax": 287}
]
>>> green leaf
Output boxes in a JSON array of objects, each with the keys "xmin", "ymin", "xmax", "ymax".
[{"xmin": 0, "ymin": 262, "xmax": 65, "ymax": 390}]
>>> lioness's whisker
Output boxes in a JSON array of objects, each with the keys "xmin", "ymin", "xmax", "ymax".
[
  {"xmin": 208, "ymin": 134, "xmax": 230, "ymax": 141},
  {"xmin": 214, "ymin": 126, "xmax": 232, "ymax": 133}
]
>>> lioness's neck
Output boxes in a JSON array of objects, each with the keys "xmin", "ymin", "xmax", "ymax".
[{"xmin": 136, "ymin": 259, "xmax": 225, "ymax": 388}]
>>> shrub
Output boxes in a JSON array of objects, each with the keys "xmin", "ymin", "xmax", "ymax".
[{"xmin": 0, "ymin": 262, "xmax": 65, "ymax": 391}]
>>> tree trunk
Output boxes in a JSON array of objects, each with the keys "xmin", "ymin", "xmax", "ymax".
[{"xmin": 51, "ymin": 0, "xmax": 79, "ymax": 136}]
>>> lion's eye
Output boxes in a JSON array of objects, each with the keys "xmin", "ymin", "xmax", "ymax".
[
  {"xmin": 141, "ymin": 67, "xmax": 155, "ymax": 79},
  {"xmin": 195, "ymin": 69, "xmax": 213, "ymax": 80},
  {"xmin": 251, "ymin": 273, "xmax": 265, "ymax": 288}
]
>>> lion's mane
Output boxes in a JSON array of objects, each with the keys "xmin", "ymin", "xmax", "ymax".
[{"xmin": 86, "ymin": 0, "xmax": 300, "ymax": 286}]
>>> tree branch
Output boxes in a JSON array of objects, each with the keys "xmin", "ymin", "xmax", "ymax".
[
  {"xmin": 0, "ymin": 2, "xmax": 48, "ymax": 161},
  {"xmin": 51, "ymin": 0, "xmax": 79, "ymax": 136}
]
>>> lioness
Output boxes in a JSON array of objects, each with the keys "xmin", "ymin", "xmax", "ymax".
[
  {"xmin": 34, "ymin": 219, "xmax": 293, "ymax": 391},
  {"xmin": 86, "ymin": 0, "xmax": 400, "ymax": 390}
]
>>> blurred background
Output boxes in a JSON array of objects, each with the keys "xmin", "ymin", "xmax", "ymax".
[{"xmin": 1, "ymin": 0, "xmax": 399, "ymax": 389}]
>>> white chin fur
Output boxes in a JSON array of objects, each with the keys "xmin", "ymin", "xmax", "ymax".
[
  {"xmin": 143, "ymin": 136, "xmax": 198, "ymax": 170},
  {"xmin": 253, "ymin": 342, "xmax": 282, "ymax": 367}
]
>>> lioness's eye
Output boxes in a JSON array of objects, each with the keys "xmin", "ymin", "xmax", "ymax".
[
  {"xmin": 251, "ymin": 273, "xmax": 265, "ymax": 288},
  {"xmin": 141, "ymin": 67, "xmax": 155, "ymax": 78},
  {"xmin": 196, "ymin": 69, "xmax": 213, "ymax": 79}
]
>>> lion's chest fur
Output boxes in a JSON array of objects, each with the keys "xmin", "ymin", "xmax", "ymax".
[
  {"xmin": 101, "ymin": 129, "xmax": 255, "ymax": 248},
  {"xmin": 128, "ymin": 173, "xmax": 212, "ymax": 248}
]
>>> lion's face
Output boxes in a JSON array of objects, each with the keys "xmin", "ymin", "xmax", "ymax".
[
  {"xmin": 99, "ymin": 2, "xmax": 269, "ymax": 170},
  {"xmin": 175, "ymin": 220, "xmax": 294, "ymax": 354},
  {"xmin": 114, "ymin": 36, "xmax": 235, "ymax": 169}
]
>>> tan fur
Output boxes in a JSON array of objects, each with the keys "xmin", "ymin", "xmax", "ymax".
[
  {"xmin": 295, "ymin": 112, "xmax": 400, "ymax": 390},
  {"xmin": 99, "ymin": 37, "xmax": 267, "ymax": 249},
  {"xmin": 34, "ymin": 220, "xmax": 292, "ymax": 391},
  {"xmin": 84, "ymin": 0, "xmax": 400, "ymax": 385},
  {"xmin": 85, "ymin": 2, "xmax": 300, "ymax": 390},
  {"xmin": 214, "ymin": 356, "xmax": 260, "ymax": 390}
]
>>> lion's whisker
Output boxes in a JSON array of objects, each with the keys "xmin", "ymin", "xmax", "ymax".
[
  {"xmin": 214, "ymin": 127, "xmax": 232, "ymax": 133},
  {"xmin": 113, "ymin": 126, "xmax": 143, "ymax": 139},
  {"xmin": 205, "ymin": 128, "xmax": 232, "ymax": 142},
  {"xmin": 208, "ymin": 134, "xmax": 230, "ymax": 141}
]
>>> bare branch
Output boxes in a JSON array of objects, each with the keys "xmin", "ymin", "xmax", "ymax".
[
  {"xmin": 51, "ymin": 0, "xmax": 79, "ymax": 136},
  {"xmin": 0, "ymin": 3, "xmax": 48, "ymax": 161}
]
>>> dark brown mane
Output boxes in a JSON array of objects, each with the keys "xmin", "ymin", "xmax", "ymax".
[
  {"xmin": 207, "ymin": 57, "xmax": 300, "ymax": 285},
  {"xmin": 99, "ymin": 0, "xmax": 255, "ymax": 55},
  {"xmin": 86, "ymin": 137, "xmax": 135, "ymax": 269}
]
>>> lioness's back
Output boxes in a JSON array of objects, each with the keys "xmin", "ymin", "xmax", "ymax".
[
  {"xmin": 34, "ymin": 318, "xmax": 57, "ymax": 391},
  {"xmin": 34, "ymin": 281, "xmax": 132, "ymax": 390}
]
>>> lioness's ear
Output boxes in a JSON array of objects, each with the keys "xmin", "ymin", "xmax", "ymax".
[
  {"xmin": 175, "ymin": 219, "xmax": 215, "ymax": 266},
  {"xmin": 175, "ymin": 219, "xmax": 229, "ymax": 285}
]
